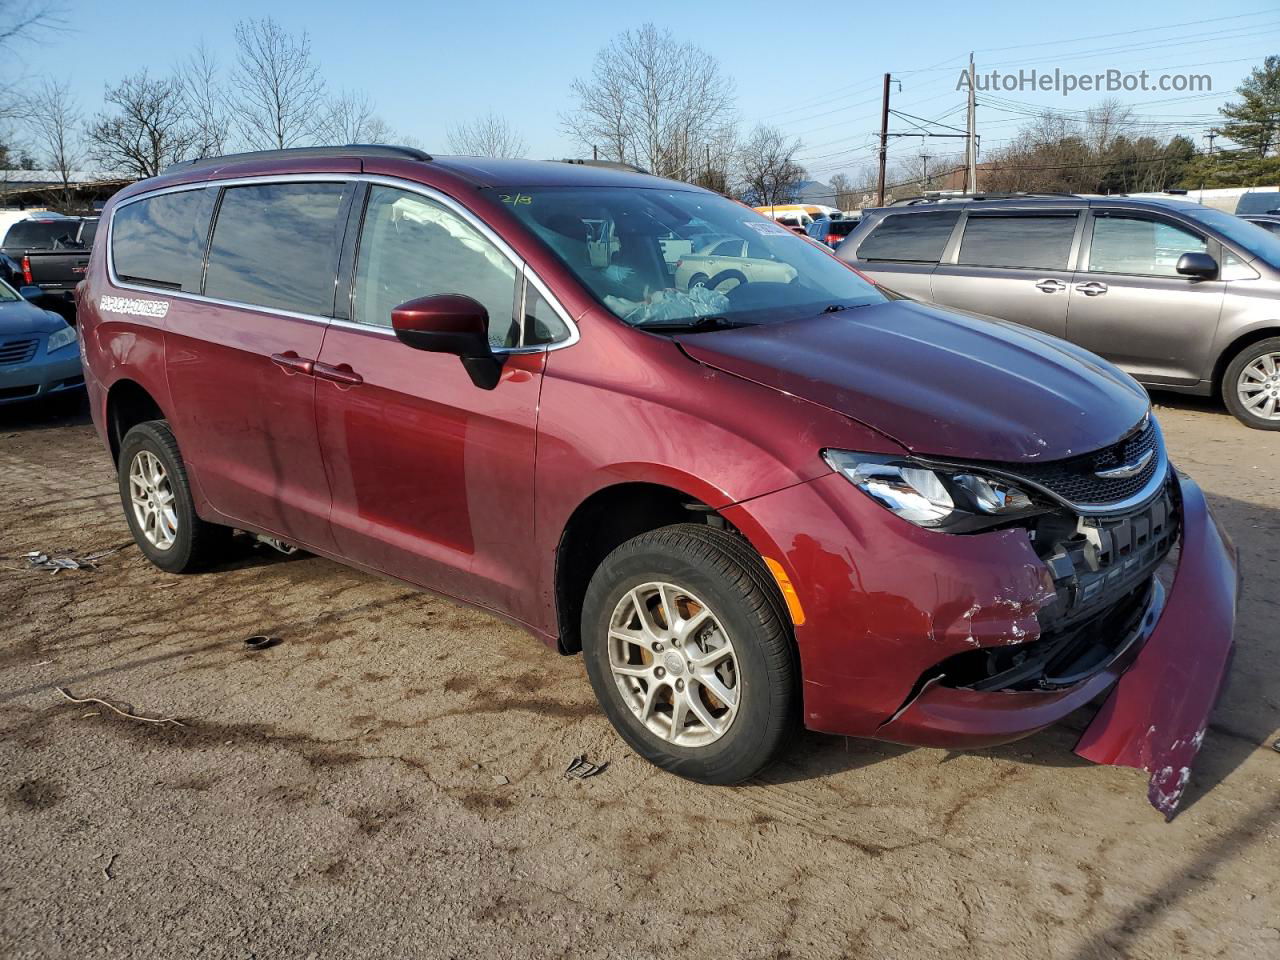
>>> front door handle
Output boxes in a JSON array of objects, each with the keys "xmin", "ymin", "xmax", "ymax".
[
  {"xmin": 1075, "ymin": 281, "xmax": 1108, "ymax": 297},
  {"xmin": 270, "ymin": 351, "xmax": 314, "ymax": 376},
  {"xmin": 1035, "ymin": 278, "xmax": 1067, "ymax": 293},
  {"xmin": 313, "ymin": 361, "xmax": 364, "ymax": 387}
]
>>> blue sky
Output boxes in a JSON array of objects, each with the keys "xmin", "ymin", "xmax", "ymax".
[{"xmin": 18, "ymin": 0, "xmax": 1280, "ymax": 181}]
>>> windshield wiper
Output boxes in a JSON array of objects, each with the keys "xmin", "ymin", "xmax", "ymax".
[{"xmin": 634, "ymin": 316, "xmax": 749, "ymax": 332}]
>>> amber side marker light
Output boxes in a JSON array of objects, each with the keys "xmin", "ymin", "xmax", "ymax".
[{"xmin": 763, "ymin": 557, "xmax": 806, "ymax": 626}]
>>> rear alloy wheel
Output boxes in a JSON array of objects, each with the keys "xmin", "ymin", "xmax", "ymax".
[
  {"xmin": 1224, "ymin": 337, "xmax": 1280, "ymax": 430},
  {"xmin": 582, "ymin": 523, "xmax": 798, "ymax": 784},
  {"xmin": 117, "ymin": 420, "xmax": 232, "ymax": 572},
  {"xmin": 128, "ymin": 450, "xmax": 179, "ymax": 551}
]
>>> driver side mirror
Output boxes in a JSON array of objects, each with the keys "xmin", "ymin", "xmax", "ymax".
[
  {"xmin": 390, "ymin": 294, "xmax": 504, "ymax": 390},
  {"xmin": 19, "ymin": 285, "xmax": 43, "ymax": 300},
  {"xmin": 1175, "ymin": 252, "xmax": 1218, "ymax": 280}
]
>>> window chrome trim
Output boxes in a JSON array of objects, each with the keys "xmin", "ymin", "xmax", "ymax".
[{"xmin": 105, "ymin": 172, "xmax": 581, "ymax": 352}]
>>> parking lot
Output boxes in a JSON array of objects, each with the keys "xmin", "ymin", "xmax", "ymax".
[{"xmin": 0, "ymin": 393, "xmax": 1276, "ymax": 960}]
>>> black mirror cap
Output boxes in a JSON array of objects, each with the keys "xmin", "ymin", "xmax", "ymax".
[
  {"xmin": 1176, "ymin": 252, "xmax": 1218, "ymax": 280},
  {"xmin": 391, "ymin": 294, "xmax": 493, "ymax": 357}
]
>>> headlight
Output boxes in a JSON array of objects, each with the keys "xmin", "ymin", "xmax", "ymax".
[
  {"xmin": 823, "ymin": 450, "xmax": 1044, "ymax": 532},
  {"xmin": 46, "ymin": 323, "xmax": 77, "ymax": 353}
]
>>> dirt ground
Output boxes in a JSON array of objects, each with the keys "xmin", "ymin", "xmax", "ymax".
[{"xmin": 0, "ymin": 392, "xmax": 1276, "ymax": 960}]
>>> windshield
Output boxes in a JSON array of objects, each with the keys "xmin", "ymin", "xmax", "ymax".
[
  {"xmin": 0, "ymin": 278, "xmax": 19, "ymax": 301},
  {"xmin": 498, "ymin": 187, "xmax": 883, "ymax": 329},
  {"xmin": 1187, "ymin": 206, "xmax": 1280, "ymax": 270}
]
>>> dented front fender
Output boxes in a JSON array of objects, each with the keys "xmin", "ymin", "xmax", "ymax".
[{"xmin": 1073, "ymin": 473, "xmax": 1239, "ymax": 819}]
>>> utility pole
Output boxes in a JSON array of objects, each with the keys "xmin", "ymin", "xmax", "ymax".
[
  {"xmin": 877, "ymin": 72, "xmax": 891, "ymax": 205},
  {"xmin": 920, "ymin": 151, "xmax": 931, "ymax": 191},
  {"xmin": 966, "ymin": 52, "xmax": 978, "ymax": 194}
]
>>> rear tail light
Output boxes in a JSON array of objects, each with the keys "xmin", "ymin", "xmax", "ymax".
[
  {"xmin": 826, "ymin": 233, "xmax": 841, "ymax": 247},
  {"xmin": 21, "ymin": 255, "xmax": 32, "ymax": 285}
]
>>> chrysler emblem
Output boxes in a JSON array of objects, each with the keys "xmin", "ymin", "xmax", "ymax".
[{"xmin": 1095, "ymin": 448, "xmax": 1154, "ymax": 480}]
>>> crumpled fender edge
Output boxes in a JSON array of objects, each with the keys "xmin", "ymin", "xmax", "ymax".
[{"xmin": 1073, "ymin": 473, "xmax": 1239, "ymax": 820}]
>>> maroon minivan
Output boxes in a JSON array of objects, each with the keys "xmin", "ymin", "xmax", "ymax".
[{"xmin": 79, "ymin": 146, "xmax": 1237, "ymax": 817}]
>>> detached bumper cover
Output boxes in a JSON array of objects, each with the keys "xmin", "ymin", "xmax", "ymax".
[{"xmin": 1073, "ymin": 473, "xmax": 1238, "ymax": 819}]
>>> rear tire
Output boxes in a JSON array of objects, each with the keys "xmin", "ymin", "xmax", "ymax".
[
  {"xmin": 117, "ymin": 420, "xmax": 231, "ymax": 573},
  {"xmin": 581, "ymin": 523, "xmax": 798, "ymax": 784},
  {"xmin": 1223, "ymin": 337, "xmax": 1280, "ymax": 430}
]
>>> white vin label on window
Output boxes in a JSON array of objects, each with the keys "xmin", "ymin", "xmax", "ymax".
[{"xmin": 98, "ymin": 295, "xmax": 170, "ymax": 319}]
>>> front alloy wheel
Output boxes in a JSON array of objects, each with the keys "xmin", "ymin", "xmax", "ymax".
[
  {"xmin": 1236, "ymin": 351, "xmax": 1280, "ymax": 422},
  {"xmin": 582, "ymin": 523, "xmax": 799, "ymax": 784},
  {"xmin": 1224, "ymin": 337, "xmax": 1280, "ymax": 430},
  {"xmin": 608, "ymin": 581, "xmax": 740, "ymax": 747}
]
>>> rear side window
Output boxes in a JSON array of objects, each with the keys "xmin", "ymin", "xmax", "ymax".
[
  {"xmin": 111, "ymin": 190, "xmax": 217, "ymax": 291},
  {"xmin": 3, "ymin": 219, "xmax": 81, "ymax": 251},
  {"xmin": 79, "ymin": 220, "xmax": 98, "ymax": 247},
  {"xmin": 857, "ymin": 212, "xmax": 959, "ymax": 263},
  {"xmin": 957, "ymin": 214, "xmax": 1078, "ymax": 270},
  {"xmin": 205, "ymin": 182, "xmax": 349, "ymax": 315}
]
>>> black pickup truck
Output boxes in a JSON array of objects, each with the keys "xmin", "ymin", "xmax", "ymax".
[{"xmin": 1, "ymin": 216, "xmax": 98, "ymax": 321}]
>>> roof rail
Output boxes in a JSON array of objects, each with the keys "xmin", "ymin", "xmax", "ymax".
[
  {"xmin": 556, "ymin": 158, "xmax": 650, "ymax": 175},
  {"xmin": 162, "ymin": 144, "xmax": 433, "ymax": 174},
  {"xmin": 888, "ymin": 191, "xmax": 1082, "ymax": 205}
]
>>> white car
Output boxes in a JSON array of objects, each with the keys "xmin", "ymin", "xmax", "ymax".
[{"xmin": 674, "ymin": 238, "xmax": 799, "ymax": 293}]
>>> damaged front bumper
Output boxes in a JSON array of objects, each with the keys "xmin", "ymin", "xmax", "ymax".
[
  {"xmin": 1073, "ymin": 474, "xmax": 1238, "ymax": 818},
  {"xmin": 725, "ymin": 470, "xmax": 1237, "ymax": 819}
]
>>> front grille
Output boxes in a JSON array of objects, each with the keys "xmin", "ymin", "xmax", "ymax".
[
  {"xmin": 1037, "ymin": 479, "xmax": 1179, "ymax": 630},
  {"xmin": 1012, "ymin": 416, "xmax": 1160, "ymax": 507},
  {"xmin": 0, "ymin": 338, "xmax": 38, "ymax": 365}
]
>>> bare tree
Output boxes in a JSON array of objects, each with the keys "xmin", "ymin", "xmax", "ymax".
[
  {"xmin": 737, "ymin": 125, "xmax": 804, "ymax": 206},
  {"xmin": 320, "ymin": 90, "xmax": 393, "ymax": 144},
  {"xmin": 87, "ymin": 71, "xmax": 197, "ymax": 178},
  {"xmin": 230, "ymin": 17, "xmax": 325, "ymax": 150},
  {"xmin": 828, "ymin": 172, "xmax": 858, "ymax": 210},
  {"xmin": 27, "ymin": 78, "xmax": 80, "ymax": 206},
  {"xmin": 0, "ymin": 1, "xmax": 62, "ymax": 47},
  {"xmin": 446, "ymin": 112, "xmax": 527, "ymax": 158},
  {"xmin": 180, "ymin": 41, "xmax": 231, "ymax": 157},
  {"xmin": 0, "ymin": 2, "xmax": 67, "ymax": 121},
  {"xmin": 564, "ymin": 23, "xmax": 736, "ymax": 180}
]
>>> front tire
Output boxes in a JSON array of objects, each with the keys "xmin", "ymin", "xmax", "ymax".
[
  {"xmin": 581, "ymin": 523, "xmax": 798, "ymax": 784},
  {"xmin": 1223, "ymin": 337, "xmax": 1280, "ymax": 430},
  {"xmin": 117, "ymin": 420, "xmax": 231, "ymax": 573}
]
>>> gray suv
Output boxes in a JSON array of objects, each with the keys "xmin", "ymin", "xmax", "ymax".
[{"xmin": 840, "ymin": 194, "xmax": 1280, "ymax": 429}]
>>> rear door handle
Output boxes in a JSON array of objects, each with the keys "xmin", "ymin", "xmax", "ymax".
[
  {"xmin": 1075, "ymin": 281, "xmax": 1108, "ymax": 297},
  {"xmin": 1035, "ymin": 278, "xmax": 1067, "ymax": 293},
  {"xmin": 313, "ymin": 361, "xmax": 363, "ymax": 387},
  {"xmin": 270, "ymin": 351, "xmax": 314, "ymax": 376}
]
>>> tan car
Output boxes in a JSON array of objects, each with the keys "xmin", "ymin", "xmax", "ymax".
[{"xmin": 674, "ymin": 237, "xmax": 799, "ymax": 293}]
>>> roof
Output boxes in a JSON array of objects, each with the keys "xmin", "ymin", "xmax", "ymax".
[
  {"xmin": 117, "ymin": 147, "xmax": 692, "ymax": 204},
  {"xmin": 391, "ymin": 155, "xmax": 681, "ymax": 190},
  {"xmin": 865, "ymin": 194, "xmax": 1216, "ymax": 215}
]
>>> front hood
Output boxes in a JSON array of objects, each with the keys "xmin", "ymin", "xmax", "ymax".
[
  {"xmin": 676, "ymin": 300, "xmax": 1149, "ymax": 462},
  {"xmin": 0, "ymin": 299, "xmax": 65, "ymax": 336}
]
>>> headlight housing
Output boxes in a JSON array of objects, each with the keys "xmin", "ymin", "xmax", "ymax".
[
  {"xmin": 46, "ymin": 323, "xmax": 77, "ymax": 353},
  {"xmin": 823, "ymin": 450, "xmax": 1047, "ymax": 533}
]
